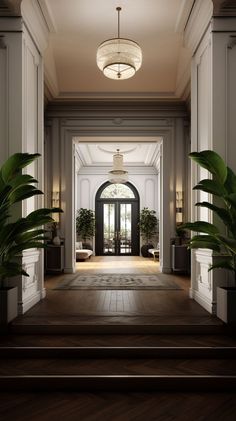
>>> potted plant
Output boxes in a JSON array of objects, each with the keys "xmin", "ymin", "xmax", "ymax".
[
  {"xmin": 76, "ymin": 208, "xmax": 95, "ymax": 249},
  {"xmin": 0, "ymin": 152, "xmax": 61, "ymax": 324},
  {"xmin": 139, "ymin": 207, "xmax": 158, "ymax": 257},
  {"xmin": 181, "ymin": 150, "xmax": 236, "ymax": 323}
]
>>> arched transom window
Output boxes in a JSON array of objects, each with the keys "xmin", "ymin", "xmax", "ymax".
[{"xmin": 100, "ymin": 183, "xmax": 135, "ymax": 199}]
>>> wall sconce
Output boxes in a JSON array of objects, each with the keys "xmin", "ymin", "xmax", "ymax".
[
  {"xmin": 176, "ymin": 191, "xmax": 183, "ymax": 224},
  {"xmin": 52, "ymin": 191, "xmax": 60, "ymax": 223}
]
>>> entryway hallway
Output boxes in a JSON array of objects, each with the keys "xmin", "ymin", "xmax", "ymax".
[{"xmin": 10, "ymin": 256, "xmax": 221, "ymax": 329}]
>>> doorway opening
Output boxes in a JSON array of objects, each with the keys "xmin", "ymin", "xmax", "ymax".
[{"xmin": 95, "ymin": 182, "xmax": 140, "ymax": 256}]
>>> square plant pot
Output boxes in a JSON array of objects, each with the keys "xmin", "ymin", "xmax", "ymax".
[
  {"xmin": 217, "ymin": 286, "xmax": 236, "ymax": 323},
  {"xmin": 0, "ymin": 286, "xmax": 18, "ymax": 324}
]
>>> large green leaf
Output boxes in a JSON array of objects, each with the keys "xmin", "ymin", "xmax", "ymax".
[
  {"xmin": 8, "ymin": 186, "xmax": 43, "ymax": 204},
  {"xmin": 224, "ymin": 193, "xmax": 236, "ymax": 210},
  {"xmin": 189, "ymin": 241, "xmax": 221, "ymax": 252},
  {"xmin": 0, "ymin": 261, "xmax": 29, "ymax": 278},
  {"xmin": 224, "ymin": 167, "xmax": 236, "ymax": 194},
  {"xmin": 189, "ymin": 235, "xmax": 221, "ymax": 252},
  {"xmin": 9, "ymin": 174, "xmax": 38, "ymax": 190},
  {"xmin": 209, "ymin": 259, "xmax": 235, "ymax": 272},
  {"xmin": 181, "ymin": 221, "xmax": 219, "ymax": 235},
  {"xmin": 193, "ymin": 179, "xmax": 226, "ymax": 196},
  {"xmin": 195, "ymin": 202, "xmax": 232, "ymax": 228},
  {"xmin": 189, "ymin": 150, "xmax": 227, "ymax": 184},
  {"xmin": 217, "ymin": 235, "xmax": 236, "ymax": 254},
  {"xmin": 0, "ymin": 153, "xmax": 40, "ymax": 183}
]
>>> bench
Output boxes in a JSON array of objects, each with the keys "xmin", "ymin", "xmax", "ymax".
[{"xmin": 148, "ymin": 246, "xmax": 160, "ymax": 261}]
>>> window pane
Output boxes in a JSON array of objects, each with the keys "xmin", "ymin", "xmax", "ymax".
[
  {"xmin": 101, "ymin": 183, "xmax": 135, "ymax": 199},
  {"xmin": 103, "ymin": 203, "xmax": 115, "ymax": 254},
  {"xmin": 120, "ymin": 203, "xmax": 132, "ymax": 254}
]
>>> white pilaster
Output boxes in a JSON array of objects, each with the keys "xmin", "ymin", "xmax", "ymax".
[
  {"xmin": 0, "ymin": 1, "xmax": 48, "ymax": 314},
  {"xmin": 190, "ymin": 14, "xmax": 236, "ymax": 313}
]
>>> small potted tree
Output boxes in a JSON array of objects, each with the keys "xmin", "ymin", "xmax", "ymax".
[
  {"xmin": 0, "ymin": 153, "xmax": 61, "ymax": 324},
  {"xmin": 76, "ymin": 208, "xmax": 95, "ymax": 249},
  {"xmin": 181, "ymin": 150, "xmax": 236, "ymax": 323},
  {"xmin": 139, "ymin": 207, "xmax": 158, "ymax": 257}
]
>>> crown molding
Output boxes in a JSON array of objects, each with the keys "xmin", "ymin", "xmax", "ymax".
[
  {"xmin": 21, "ymin": 0, "xmax": 49, "ymax": 53},
  {"xmin": 38, "ymin": 0, "xmax": 57, "ymax": 32},
  {"xmin": 44, "ymin": 64, "xmax": 59, "ymax": 98},
  {"xmin": 175, "ymin": 0, "xmax": 195, "ymax": 33},
  {"xmin": 184, "ymin": 0, "xmax": 213, "ymax": 54}
]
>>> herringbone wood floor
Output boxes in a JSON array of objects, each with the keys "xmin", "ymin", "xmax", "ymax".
[
  {"xmin": 1, "ymin": 256, "xmax": 235, "ymax": 420},
  {"xmin": 13, "ymin": 256, "xmax": 219, "ymax": 326},
  {"xmin": 0, "ymin": 391, "xmax": 236, "ymax": 421}
]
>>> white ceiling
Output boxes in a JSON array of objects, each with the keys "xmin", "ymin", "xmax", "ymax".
[
  {"xmin": 75, "ymin": 140, "xmax": 161, "ymax": 167},
  {"xmin": 41, "ymin": 0, "xmax": 194, "ymax": 100}
]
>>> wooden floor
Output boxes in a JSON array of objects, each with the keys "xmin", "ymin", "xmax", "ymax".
[
  {"xmin": 12, "ymin": 256, "xmax": 220, "ymax": 327},
  {"xmin": 1, "ymin": 257, "xmax": 236, "ymax": 420},
  {"xmin": 1, "ymin": 391, "xmax": 236, "ymax": 421}
]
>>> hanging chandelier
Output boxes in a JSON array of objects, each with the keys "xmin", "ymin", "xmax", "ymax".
[
  {"xmin": 109, "ymin": 149, "xmax": 128, "ymax": 184},
  {"xmin": 96, "ymin": 7, "xmax": 142, "ymax": 80}
]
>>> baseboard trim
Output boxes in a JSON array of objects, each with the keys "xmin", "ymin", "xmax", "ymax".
[
  {"xmin": 190, "ymin": 289, "xmax": 213, "ymax": 314},
  {"xmin": 18, "ymin": 291, "xmax": 42, "ymax": 315},
  {"xmin": 161, "ymin": 267, "xmax": 172, "ymax": 274}
]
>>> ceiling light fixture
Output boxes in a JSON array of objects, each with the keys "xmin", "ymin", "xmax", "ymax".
[
  {"xmin": 97, "ymin": 7, "xmax": 142, "ymax": 80},
  {"xmin": 109, "ymin": 149, "xmax": 128, "ymax": 184}
]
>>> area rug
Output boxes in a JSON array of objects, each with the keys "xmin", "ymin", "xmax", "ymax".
[{"xmin": 54, "ymin": 274, "xmax": 182, "ymax": 290}]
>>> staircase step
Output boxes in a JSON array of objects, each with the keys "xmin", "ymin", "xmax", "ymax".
[
  {"xmin": 1, "ymin": 333, "xmax": 236, "ymax": 348},
  {"xmin": 0, "ymin": 374, "xmax": 236, "ymax": 392},
  {"xmin": 0, "ymin": 356, "xmax": 236, "ymax": 375},
  {"xmin": 0, "ymin": 346, "xmax": 236, "ymax": 359},
  {"xmin": 8, "ymin": 323, "xmax": 227, "ymax": 335}
]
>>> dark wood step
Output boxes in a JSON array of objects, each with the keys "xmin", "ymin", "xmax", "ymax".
[
  {"xmin": 0, "ymin": 374, "xmax": 236, "ymax": 391},
  {"xmin": 1, "ymin": 333, "xmax": 236, "ymax": 348},
  {"xmin": 1, "ymin": 356, "xmax": 236, "ymax": 375},
  {"xmin": 8, "ymin": 323, "xmax": 227, "ymax": 335},
  {"xmin": 0, "ymin": 346, "xmax": 236, "ymax": 359}
]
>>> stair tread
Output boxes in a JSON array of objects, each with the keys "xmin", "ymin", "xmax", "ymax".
[
  {"xmin": 1, "ymin": 334, "xmax": 236, "ymax": 347},
  {"xmin": 0, "ymin": 357, "xmax": 236, "ymax": 376}
]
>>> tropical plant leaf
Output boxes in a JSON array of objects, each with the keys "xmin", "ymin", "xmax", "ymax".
[
  {"xmin": 224, "ymin": 167, "xmax": 236, "ymax": 194},
  {"xmin": 8, "ymin": 186, "xmax": 43, "ymax": 204},
  {"xmin": 181, "ymin": 221, "xmax": 219, "ymax": 235},
  {"xmin": 217, "ymin": 235, "xmax": 236, "ymax": 254},
  {"xmin": 193, "ymin": 179, "xmax": 226, "ymax": 196},
  {"xmin": 195, "ymin": 202, "xmax": 232, "ymax": 228},
  {"xmin": 9, "ymin": 174, "xmax": 38, "ymax": 190},
  {"xmin": 209, "ymin": 259, "xmax": 235, "ymax": 272},
  {"xmin": 189, "ymin": 150, "xmax": 227, "ymax": 184},
  {"xmin": 0, "ymin": 261, "xmax": 29, "ymax": 278},
  {"xmin": 189, "ymin": 235, "xmax": 221, "ymax": 252},
  {"xmin": 0, "ymin": 153, "xmax": 40, "ymax": 183},
  {"xmin": 7, "ymin": 242, "xmax": 46, "ymax": 257},
  {"xmin": 224, "ymin": 193, "xmax": 236, "ymax": 209}
]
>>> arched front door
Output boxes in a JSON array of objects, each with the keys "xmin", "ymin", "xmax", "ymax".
[{"xmin": 95, "ymin": 182, "xmax": 140, "ymax": 256}]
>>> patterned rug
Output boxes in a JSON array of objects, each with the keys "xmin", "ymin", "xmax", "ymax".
[{"xmin": 54, "ymin": 273, "xmax": 182, "ymax": 290}]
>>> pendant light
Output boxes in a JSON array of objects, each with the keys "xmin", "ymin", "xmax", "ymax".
[
  {"xmin": 109, "ymin": 149, "xmax": 128, "ymax": 184},
  {"xmin": 97, "ymin": 7, "xmax": 142, "ymax": 80}
]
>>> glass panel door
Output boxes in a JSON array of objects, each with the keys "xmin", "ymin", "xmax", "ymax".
[
  {"xmin": 103, "ymin": 203, "xmax": 115, "ymax": 254},
  {"xmin": 119, "ymin": 203, "xmax": 132, "ymax": 254}
]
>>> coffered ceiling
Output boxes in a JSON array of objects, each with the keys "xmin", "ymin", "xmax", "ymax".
[{"xmin": 38, "ymin": 0, "xmax": 194, "ymax": 101}]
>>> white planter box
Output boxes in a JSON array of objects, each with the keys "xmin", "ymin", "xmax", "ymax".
[
  {"xmin": 0, "ymin": 287, "xmax": 18, "ymax": 324},
  {"xmin": 217, "ymin": 286, "xmax": 236, "ymax": 323}
]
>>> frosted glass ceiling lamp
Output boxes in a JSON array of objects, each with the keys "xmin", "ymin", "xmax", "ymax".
[
  {"xmin": 109, "ymin": 149, "xmax": 128, "ymax": 184},
  {"xmin": 97, "ymin": 7, "xmax": 142, "ymax": 80}
]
